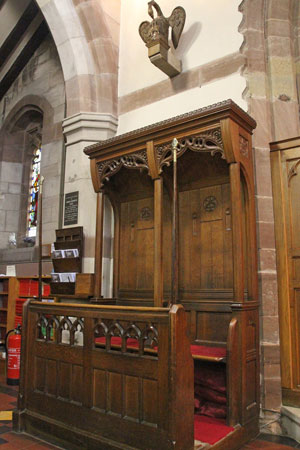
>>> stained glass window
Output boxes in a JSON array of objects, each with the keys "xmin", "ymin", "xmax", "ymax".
[{"xmin": 27, "ymin": 147, "xmax": 41, "ymax": 237}]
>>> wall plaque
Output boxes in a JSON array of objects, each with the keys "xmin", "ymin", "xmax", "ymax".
[{"xmin": 64, "ymin": 191, "xmax": 79, "ymax": 226}]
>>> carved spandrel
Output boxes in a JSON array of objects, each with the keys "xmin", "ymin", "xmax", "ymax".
[
  {"xmin": 156, "ymin": 129, "xmax": 224, "ymax": 173},
  {"xmin": 97, "ymin": 150, "xmax": 149, "ymax": 188},
  {"xmin": 288, "ymin": 159, "xmax": 300, "ymax": 185}
]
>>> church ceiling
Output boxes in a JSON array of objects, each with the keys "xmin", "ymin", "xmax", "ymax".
[{"xmin": 0, "ymin": 0, "xmax": 48, "ymax": 101}]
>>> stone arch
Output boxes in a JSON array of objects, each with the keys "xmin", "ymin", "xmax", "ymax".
[
  {"xmin": 0, "ymin": 95, "xmax": 56, "ymax": 248},
  {"xmin": 35, "ymin": 0, "xmax": 120, "ymax": 118},
  {"xmin": 1, "ymin": 95, "xmax": 54, "ymax": 140}
]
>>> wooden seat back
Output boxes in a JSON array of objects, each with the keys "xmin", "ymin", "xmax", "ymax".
[{"xmin": 15, "ymin": 301, "xmax": 194, "ymax": 450}]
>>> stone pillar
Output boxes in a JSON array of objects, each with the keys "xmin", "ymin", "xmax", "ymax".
[
  {"xmin": 62, "ymin": 112, "xmax": 118, "ymax": 273},
  {"xmin": 239, "ymin": 0, "xmax": 281, "ymax": 414}
]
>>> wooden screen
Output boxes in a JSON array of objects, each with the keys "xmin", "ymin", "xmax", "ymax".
[
  {"xmin": 15, "ymin": 301, "xmax": 194, "ymax": 450},
  {"xmin": 271, "ymin": 137, "xmax": 300, "ymax": 406}
]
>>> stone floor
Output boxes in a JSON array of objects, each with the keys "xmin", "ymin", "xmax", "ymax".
[{"xmin": 0, "ymin": 373, "xmax": 299, "ymax": 449}]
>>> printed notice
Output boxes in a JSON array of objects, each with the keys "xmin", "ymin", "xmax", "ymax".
[{"xmin": 64, "ymin": 191, "xmax": 79, "ymax": 226}]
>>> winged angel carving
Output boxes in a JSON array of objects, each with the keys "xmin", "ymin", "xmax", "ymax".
[
  {"xmin": 139, "ymin": 1, "xmax": 186, "ymax": 49},
  {"xmin": 139, "ymin": 1, "xmax": 186, "ymax": 77}
]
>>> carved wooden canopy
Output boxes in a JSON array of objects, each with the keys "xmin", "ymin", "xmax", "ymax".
[{"xmin": 84, "ymin": 99, "xmax": 256, "ymax": 193}]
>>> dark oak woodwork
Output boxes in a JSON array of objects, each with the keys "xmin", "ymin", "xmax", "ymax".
[
  {"xmin": 85, "ymin": 100, "xmax": 259, "ymax": 448},
  {"xmin": 15, "ymin": 101, "xmax": 259, "ymax": 450},
  {"xmin": 270, "ymin": 136, "xmax": 300, "ymax": 407},
  {"xmin": 15, "ymin": 301, "xmax": 194, "ymax": 450}
]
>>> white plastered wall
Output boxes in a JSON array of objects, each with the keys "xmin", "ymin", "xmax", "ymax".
[{"xmin": 118, "ymin": 0, "xmax": 247, "ymax": 133}]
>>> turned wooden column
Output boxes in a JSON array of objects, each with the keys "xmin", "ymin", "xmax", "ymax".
[
  {"xmin": 154, "ymin": 177, "xmax": 163, "ymax": 306},
  {"xmin": 171, "ymin": 140, "xmax": 179, "ymax": 305},
  {"xmin": 93, "ymin": 191, "xmax": 104, "ymax": 302},
  {"xmin": 229, "ymin": 162, "xmax": 244, "ymax": 302}
]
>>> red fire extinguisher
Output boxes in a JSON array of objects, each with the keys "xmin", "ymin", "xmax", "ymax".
[{"xmin": 5, "ymin": 325, "xmax": 21, "ymax": 386}]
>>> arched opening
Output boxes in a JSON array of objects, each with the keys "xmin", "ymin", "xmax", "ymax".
[{"xmin": 0, "ymin": 106, "xmax": 43, "ymax": 249}]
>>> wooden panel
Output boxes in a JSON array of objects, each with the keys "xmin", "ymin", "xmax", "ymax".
[
  {"xmin": 142, "ymin": 378, "xmax": 158, "ymax": 425},
  {"xmin": 34, "ymin": 356, "xmax": 46, "ymax": 392},
  {"xmin": 93, "ymin": 369, "xmax": 107, "ymax": 411},
  {"xmin": 179, "ymin": 184, "xmax": 233, "ymax": 294},
  {"xmin": 108, "ymin": 371, "xmax": 123, "ymax": 415},
  {"xmin": 58, "ymin": 362, "xmax": 71, "ymax": 400},
  {"xmin": 119, "ymin": 198, "xmax": 154, "ymax": 293},
  {"xmin": 136, "ymin": 230, "xmax": 154, "ymax": 289},
  {"xmin": 295, "ymin": 290, "xmax": 300, "ymax": 386},
  {"xmin": 91, "ymin": 349, "xmax": 158, "ymax": 379},
  {"xmin": 222, "ymin": 184, "xmax": 234, "ymax": 288},
  {"xmin": 124, "ymin": 375, "xmax": 139, "ymax": 421},
  {"xmin": 71, "ymin": 364, "xmax": 83, "ymax": 404},
  {"xmin": 195, "ymin": 312, "xmax": 231, "ymax": 345},
  {"xmin": 179, "ymin": 190, "xmax": 191, "ymax": 290},
  {"xmin": 243, "ymin": 310, "xmax": 259, "ymax": 423},
  {"xmin": 245, "ymin": 359, "xmax": 257, "ymax": 421},
  {"xmin": 294, "ymin": 260, "xmax": 300, "ymax": 282},
  {"xmin": 163, "ymin": 193, "xmax": 172, "ymax": 295},
  {"xmin": 288, "ymin": 158, "xmax": 300, "ymax": 252},
  {"xmin": 45, "ymin": 359, "xmax": 57, "ymax": 396},
  {"xmin": 119, "ymin": 202, "xmax": 133, "ymax": 289},
  {"xmin": 271, "ymin": 147, "xmax": 300, "ymax": 398}
]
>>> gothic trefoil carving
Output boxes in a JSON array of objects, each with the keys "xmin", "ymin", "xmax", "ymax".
[
  {"xmin": 139, "ymin": 1, "xmax": 186, "ymax": 77},
  {"xmin": 97, "ymin": 150, "xmax": 149, "ymax": 188},
  {"xmin": 156, "ymin": 129, "xmax": 224, "ymax": 173}
]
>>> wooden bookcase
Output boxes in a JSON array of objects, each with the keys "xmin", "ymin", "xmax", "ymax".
[
  {"xmin": 0, "ymin": 276, "xmax": 51, "ymax": 340},
  {"xmin": 0, "ymin": 276, "xmax": 51, "ymax": 372},
  {"xmin": 50, "ymin": 227, "xmax": 83, "ymax": 295},
  {"xmin": 0, "ymin": 277, "xmax": 19, "ymax": 343}
]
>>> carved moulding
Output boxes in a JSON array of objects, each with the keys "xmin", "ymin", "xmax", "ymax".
[
  {"xmin": 156, "ymin": 128, "xmax": 224, "ymax": 173},
  {"xmin": 97, "ymin": 150, "xmax": 149, "ymax": 188}
]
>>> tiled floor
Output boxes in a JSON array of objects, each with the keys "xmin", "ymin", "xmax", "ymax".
[
  {"xmin": 241, "ymin": 433, "xmax": 300, "ymax": 449},
  {"xmin": 0, "ymin": 373, "xmax": 299, "ymax": 449},
  {"xmin": 0, "ymin": 373, "xmax": 61, "ymax": 449}
]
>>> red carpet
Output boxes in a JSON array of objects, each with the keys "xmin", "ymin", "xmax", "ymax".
[
  {"xmin": 190, "ymin": 345, "xmax": 226, "ymax": 359},
  {"xmin": 95, "ymin": 337, "xmax": 226, "ymax": 359},
  {"xmin": 194, "ymin": 415, "xmax": 234, "ymax": 445}
]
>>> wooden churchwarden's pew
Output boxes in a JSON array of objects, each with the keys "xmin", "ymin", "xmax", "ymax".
[{"xmin": 14, "ymin": 100, "xmax": 260, "ymax": 449}]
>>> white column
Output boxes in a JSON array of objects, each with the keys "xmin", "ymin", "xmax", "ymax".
[{"xmin": 62, "ymin": 112, "xmax": 118, "ymax": 273}]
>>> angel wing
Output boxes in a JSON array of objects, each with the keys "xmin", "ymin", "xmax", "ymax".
[
  {"xmin": 139, "ymin": 21, "xmax": 152, "ymax": 44},
  {"xmin": 168, "ymin": 6, "xmax": 186, "ymax": 49}
]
